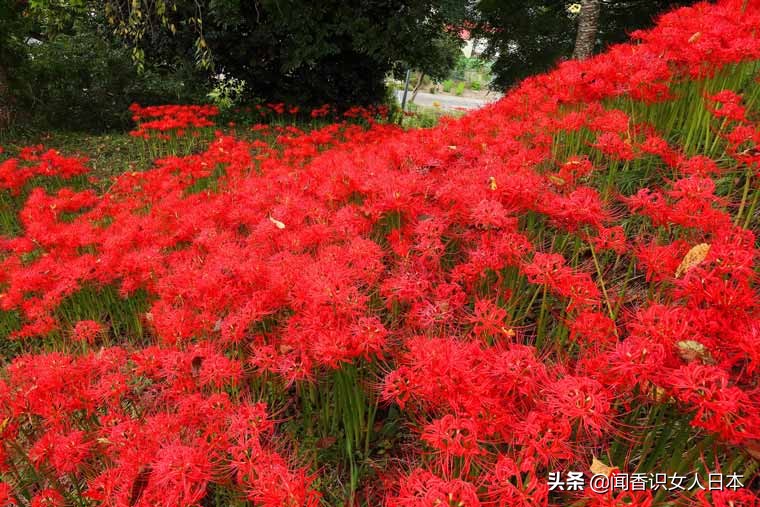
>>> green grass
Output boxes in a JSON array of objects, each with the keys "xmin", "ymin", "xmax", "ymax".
[
  {"xmin": 1, "ymin": 130, "xmax": 152, "ymax": 176},
  {"xmin": 401, "ymin": 103, "xmax": 464, "ymax": 129}
]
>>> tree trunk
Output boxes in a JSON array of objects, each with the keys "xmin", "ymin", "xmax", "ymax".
[
  {"xmin": 572, "ymin": 0, "xmax": 601, "ymax": 60},
  {"xmin": 411, "ymin": 72, "xmax": 425, "ymax": 102}
]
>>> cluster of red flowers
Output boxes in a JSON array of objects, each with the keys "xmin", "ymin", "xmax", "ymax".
[
  {"xmin": 128, "ymin": 104, "xmax": 219, "ymax": 139},
  {"xmin": 2, "ymin": 1, "xmax": 760, "ymax": 505},
  {"xmin": 0, "ymin": 348, "xmax": 319, "ymax": 507},
  {"xmin": 0, "ymin": 146, "xmax": 88, "ymax": 195}
]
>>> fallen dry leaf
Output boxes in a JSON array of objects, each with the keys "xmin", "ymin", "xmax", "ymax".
[{"xmin": 675, "ymin": 243, "xmax": 710, "ymax": 278}]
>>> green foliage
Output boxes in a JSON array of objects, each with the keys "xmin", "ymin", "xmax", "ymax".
[
  {"xmin": 8, "ymin": 0, "xmax": 466, "ymax": 115},
  {"xmin": 454, "ymin": 54, "xmax": 490, "ymax": 75},
  {"xmin": 54, "ymin": 285, "xmax": 150, "ymax": 344},
  {"xmin": 449, "ymin": 55, "xmax": 492, "ymax": 89},
  {"xmin": 12, "ymin": 21, "xmax": 206, "ymax": 131},
  {"xmin": 473, "ymin": 1, "xmax": 575, "ymax": 89},
  {"xmin": 207, "ymin": 74, "xmax": 247, "ymax": 111},
  {"xmin": 442, "ymin": 79, "xmax": 454, "ymax": 93},
  {"xmin": 455, "ymin": 82, "xmax": 465, "ymax": 96},
  {"xmin": 93, "ymin": 0, "xmax": 468, "ymax": 107},
  {"xmin": 0, "ymin": 1, "xmax": 27, "ymax": 66},
  {"xmin": 408, "ymin": 33, "xmax": 463, "ymax": 83},
  {"xmin": 401, "ymin": 103, "xmax": 463, "ymax": 129},
  {"xmin": 473, "ymin": 0, "xmax": 700, "ymax": 89},
  {"xmin": 0, "ymin": 0, "xmax": 31, "ymax": 129}
]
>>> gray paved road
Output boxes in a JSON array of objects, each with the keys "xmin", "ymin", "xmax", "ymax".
[{"xmin": 396, "ymin": 90, "xmax": 501, "ymax": 111}]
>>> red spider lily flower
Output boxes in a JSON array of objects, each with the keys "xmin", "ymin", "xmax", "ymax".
[
  {"xmin": 693, "ymin": 488, "xmax": 760, "ymax": 507},
  {"xmin": 557, "ymin": 155, "xmax": 595, "ymax": 186},
  {"xmin": 640, "ymin": 134, "xmax": 683, "ymax": 168},
  {"xmin": 588, "ymin": 225, "xmax": 627, "ymax": 254},
  {"xmin": 421, "ymin": 414, "xmax": 484, "ymax": 475},
  {"xmin": 523, "ymin": 253, "xmax": 570, "ymax": 287},
  {"xmin": 129, "ymin": 104, "xmax": 218, "ymax": 138},
  {"xmin": 512, "ymin": 411, "xmax": 574, "ymax": 466},
  {"xmin": 381, "ymin": 367, "xmax": 415, "ymax": 410},
  {"xmin": 568, "ymin": 310, "xmax": 617, "ymax": 347},
  {"xmin": 468, "ymin": 297, "xmax": 511, "ymax": 340},
  {"xmin": 583, "ymin": 489, "xmax": 654, "ymax": 507},
  {"xmin": 30, "ymin": 489, "xmax": 64, "ymax": 507},
  {"xmin": 593, "ymin": 132, "xmax": 636, "ymax": 161},
  {"xmin": 1, "ymin": 2, "xmax": 760, "ymax": 505},
  {"xmin": 390, "ymin": 469, "xmax": 481, "ymax": 507},
  {"xmin": 29, "ymin": 429, "xmax": 92, "ymax": 476},
  {"xmin": 543, "ymin": 376, "xmax": 613, "ymax": 438},
  {"xmin": 0, "ymin": 483, "xmax": 16, "ymax": 507},
  {"xmin": 605, "ymin": 335, "xmax": 667, "ymax": 389},
  {"xmin": 0, "ymin": 150, "xmax": 89, "ymax": 195},
  {"xmin": 72, "ymin": 320, "xmax": 104, "ymax": 344},
  {"xmin": 484, "ymin": 455, "xmax": 548, "ymax": 507},
  {"xmin": 140, "ymin": 443, "xmax": 212, "ymax": 507},
  {"xmin": 707, "ymin": 90, "xmax": 747, "ymax": 122}
]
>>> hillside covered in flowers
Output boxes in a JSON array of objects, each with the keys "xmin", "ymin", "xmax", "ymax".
[{"xmin": 1, "ymin": 1, "xmax": 760, "ymax": 505}]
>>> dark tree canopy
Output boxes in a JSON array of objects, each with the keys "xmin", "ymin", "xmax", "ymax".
[
  {"xmin": 101, "ymin": 0, "xmax": 468, "ymax": 106},
  {"xmin": 3, "ymin": 0, "xmax": 710, "ymax": 126},
  {"xmin": 473, "ymin": 0, "xmax": 704, "ymax": 90},
  {"xmin": 1, "ymin": 0, "xmax": 30, "ymax": 126}
]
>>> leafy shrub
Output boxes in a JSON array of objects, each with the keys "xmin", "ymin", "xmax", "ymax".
[
  {"xmin": 207, "ymin": 74, "xmax": 247, "ymax": 111},
  {"xmin": 15, "ymin": 24, "xmax": 206, "ymax": 131},
  {"xmin": 442, "ymin": 79, "xmax": 454, "ymax": 93},
  {"xmin": 455, "ymin": 82, "xmax": 466, "ymax": 95},
  {"xmin": 469, "ymin": 80, "xmax": 482, "ymax": 91},
  {"xmin": 401, "ymin": 103, "xmax": 456, "ymax": 128}
]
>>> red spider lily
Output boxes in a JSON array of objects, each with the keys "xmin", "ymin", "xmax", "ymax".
[
  {"xmin": 389, "ymin": 469, "xmax": 481, "ymax": 507},
  {"xmin": 1, "ymin": 1, "xmax": 760, "ymax": 505},
  {"xmin": 0, "ymin": 483, "xmax": 15, "ymax": 507},
  {"xmin": 0, "ymin": 150, "xmax": 89, "ymax": 195},
  {"xmin": 543, "ymin": 376, "xmax": 613, "ymax": 438},
  {"xmin": 71, "ymin": 320, "xmax": 104, "ymax": 344},
  {"xmin": 693, "ymin": 488, "xmax": 760, "ymax": 507},
  {"xmin": 30, "ymin": 489, "xmax": 64, "ymax": 507},
  {"xmin": 421, "ymin": 414, "xmax": 484, "ymax": 476},
  {"xmin": 707, "ymin": 89, "xmax": 748, "ymax": 122},
  {"xmin": 584, "ymin": 489, "xmax": 654, "ymax": 507},
  {"xmin": 129, "ymin": 104, "xmax": 218, "ymax": 138},
  {"xmin": 484, "ymin": 455, "xmax": 549, "ymax": 506}
]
